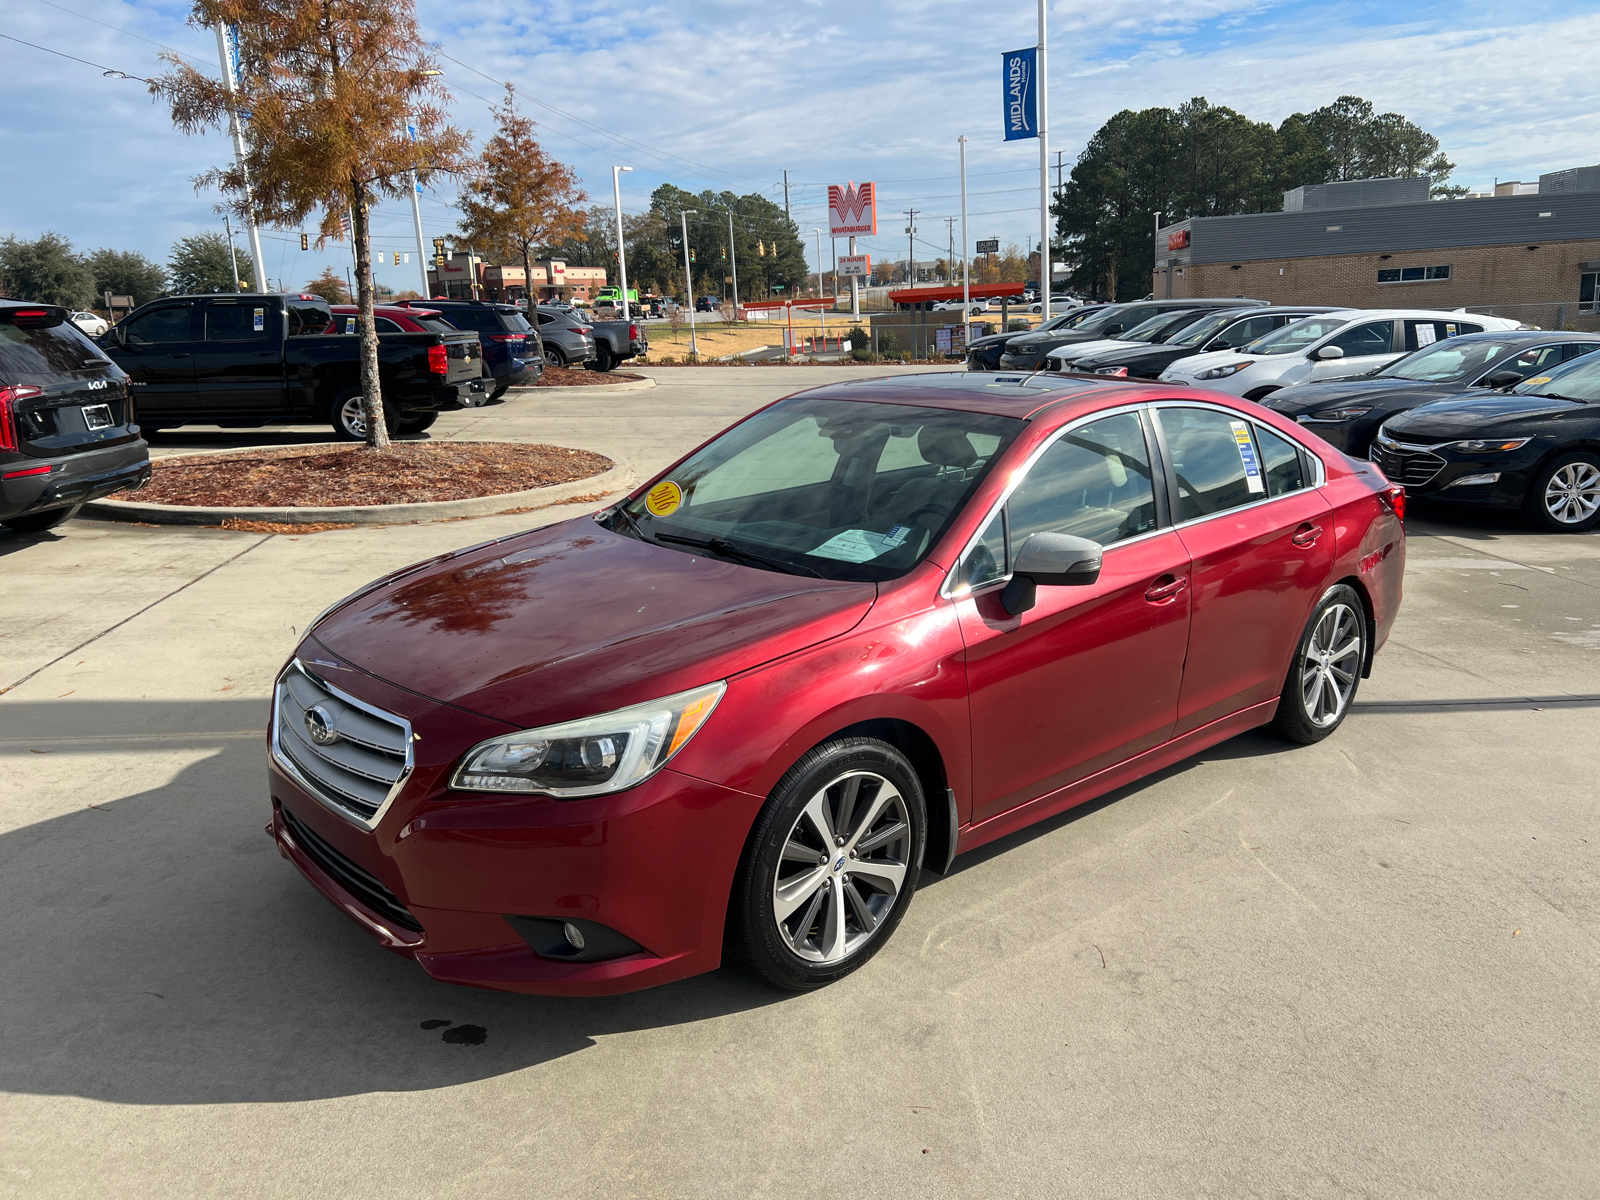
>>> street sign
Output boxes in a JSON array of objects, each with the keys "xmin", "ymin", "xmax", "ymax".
[
  {"xmin": 828, "ymin": 181, "xmax": 877, "ymax": 236},
  {"xmin": 976, "ymin": 238, "xmax": 1000, "ymax": 255},
  {"xmin": 1002, "ymin": 48, "xmax": 1038, "ymax": 141},
  {"xmin": 838, "ymin": 255, "xmax": 872, "ymax": 277}
]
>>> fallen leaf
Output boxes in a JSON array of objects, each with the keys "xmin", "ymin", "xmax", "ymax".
[
  {"xmin": 30, "ymin": 748, "xmax": 51, "ymax": 754},
  {"xmin": 57, "ymin": 690, "xmax": 74, "ymax": 697},
  {"xmin": 144, "ymin": 992, "xmax": 164, "ymax": 999},
  {"xmin": 215, "ymin": 685, "xmax": 234, "ymax": 692},
  {"xmin": 1513, "ymin": 928, "xmax": 1521, "ymax": 937}
]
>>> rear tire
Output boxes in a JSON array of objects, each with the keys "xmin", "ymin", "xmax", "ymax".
[
  {"xmin": 587, "ymin": 346, "xmax": 616, "ymax": 372},
  {"xmin": 1522, "ymin": 451, "xmax": 1600, "ymax": 532},
  {"xmin": 1270, "ymin": 584, "xmax": 1368, "ymax": 744},
  {"xmin": 730, "ymin": 737, "xmax": 925, "ymax": 992},
  {"xmin": 544, "ymin": 346, "xmax": 567, "ymax": 368},
  {"xmin": 3, "ymin": 504, "xmax": 80, "ymax": 533},
  {"xmin": 396, "ymin": 412, "xmax": 438, "ymax": 435},
  {"xmin": 331, "ymin": 390, "xmax": 397, "ymax": 441}
]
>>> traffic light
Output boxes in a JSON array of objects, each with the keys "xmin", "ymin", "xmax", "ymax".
[
  {"xmin": 393, "ymin": 252, "xmax": 400, "ymax": 266},
  {"xmin": 300, "ymin": 233, "xmax": 309, "ymax": 250},
  {"xmin": 689, "ymin": 249, "xmax": 696, "ymax": 262}
]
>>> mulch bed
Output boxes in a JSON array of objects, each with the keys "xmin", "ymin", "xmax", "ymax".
[
  {"xmin": 535, "ymin": 365, "xmax": 645, "ymax": 387},
  {"xmin": 139, "ymin": 442, "xmax": 612, "ymax": 508}
]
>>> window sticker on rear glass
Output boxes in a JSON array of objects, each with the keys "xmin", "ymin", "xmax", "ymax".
[
  {"xmin": 1230, "ymin": 420, "xmax": 1266, "ymax": 494},
  {"xmin": 810, "ymin": 525, "xmax": 911, "ymax": 563},
  {"xmin": 1415, "ymin": 325, "xmax": 1437, "ymax": 347},
  {"xmin": 253, "ymin": 307, "xmax": 265, "ymax": 332}
]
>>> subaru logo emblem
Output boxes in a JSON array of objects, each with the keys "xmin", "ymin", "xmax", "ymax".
[{"xmin": 304, "ymin": 705, "xmax": 338, "ymax": 746}]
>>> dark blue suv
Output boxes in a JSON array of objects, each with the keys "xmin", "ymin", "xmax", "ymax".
[{"xmin": 396, "ymin": 300, "xmax": 541, "ymax": 399}]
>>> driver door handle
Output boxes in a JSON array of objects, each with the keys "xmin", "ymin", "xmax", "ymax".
[
  {"xmin": 1145, "ymin": 574, "xmax": 1188, "ymax": 603},
  {"xmin": 1291, "ymin": 522, "xmax": 1324, "ymax": 547}
]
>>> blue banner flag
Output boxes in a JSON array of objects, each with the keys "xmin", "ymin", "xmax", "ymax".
[{"xmin": 1002, "ymin": 47, "xmax": 1038, "ymax": 141}]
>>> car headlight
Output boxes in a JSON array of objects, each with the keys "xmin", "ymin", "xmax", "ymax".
[
  {"xmin": 1095, "ymin": 366, "xmax": 1130, "ymax": 377},
  {"xmin": 1308, "ymin": 406, "xmax": 1374, "ymax": 421},
  {"xmin": 1197, "ymin": 360, "xmax": 1254, "ymax": 380},
  {"xmin": 1441, "ymin": 437, "xmax": 1531, "ymax": 453},
  {"xmin": 450, "ymin": 681, "xmax": 726, "ymax": 798}
]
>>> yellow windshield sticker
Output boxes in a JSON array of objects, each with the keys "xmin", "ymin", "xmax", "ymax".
[
  {"xmin": 645, "ymin": 480, "xmax": 683, "ymax": 517},
  {"xmin": 1523, "ymin": 376, "xmax": 1552, "ymax": 386}
]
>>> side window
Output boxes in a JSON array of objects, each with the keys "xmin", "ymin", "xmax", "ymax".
[
  {"xmin": 374, "ymin": 317, "xmax": 403, "ymax": 334},
  {"xmin": 1007, "ymin": 412, "xmax": 1158, "ymax": 551},
  {"xmin": 1505, "ymin": 345, "xmax": 1566, "ymax": 375},
  {"xmin": 206, "ymin": 304, "xmax": 272, "ymax": 342},
  {"xmin": 1561, "ymin": 342, "xmax": 1600, "ymax": 362},
  {"xmin": 957, "ymin": 511, "xmax": 1007, "ymax": 590},
  {"xmin": 1158, "ymin": 407, "xmax": 1264, "ymax": 519},
  {"xmin": 1255, "ymin": 424, "xmax": 1307, "ymax": 497},
  {"xmin": 536, "ymin": 312, "xmax": 556, "ymax": 326},
  {"xmin": 1326, "ymin": 320, "xmax": 1395, "ymax": 357},
  {"xmin": 1218, "ymin": 315, "xmax": 1278, "ymax": 347},
  {"xmin": 286, "ymin": 300, "xmax": 332, "ymax": 336},
  {"xmin": 124, "ymin": 305, "xmax": 192, "ymax": 345}
]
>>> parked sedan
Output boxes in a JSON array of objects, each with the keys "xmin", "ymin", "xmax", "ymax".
[
  {"xmin": 1262, "ymin": 331, "xmax": 1600, "ymax": 455},
  {"xmin": 268, "ymin": 370, "xmax": 1405, "ymax": 997},
  {"xmin": 70, "ymin": 311, "xmax": 110, "ymax": 337},
  {"xmin": 966, "ymin": 305, "xmax": 1110, "ymax": 371},
  {"xmin": 1373, "ymin": 349, "xmax": 1600, "ymax": 531},
  {"xmin": 1, "ymin": 301, "xmax": 149, "ymax": 533},
  {"xmin": 1161, "ymin": 309, "xmax": 1526, "ymax": 399},
  {"xmin": 1065, "ymin": 306, "xmax": 1341, "ymax": 379},
  {"xmin": 1000, "ymin": 298, "xmax": 1267, "ymax": 372}
]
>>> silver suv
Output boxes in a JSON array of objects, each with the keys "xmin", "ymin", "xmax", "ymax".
[{"xmin": 535, "ymin": 306, "xmax": 597, "ymax": 367}]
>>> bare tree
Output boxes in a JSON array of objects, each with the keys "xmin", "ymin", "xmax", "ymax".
[{"xmin": 151, "ymin": 0, "xmax": 468, "ymax": 449}]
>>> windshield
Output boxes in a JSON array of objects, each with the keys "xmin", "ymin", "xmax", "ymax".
[
  {"xmin": 1382, "ymin": 339, "xmax": 1510, "ymax": 382},
  {"xmin": 613, "ymin": 396, "xmax": 1021, "ymax": 582},
  {"xmin": 1167, "ymin": 310, "xmax": 1240, "ymax": 349},
  {"xmin": 1511, "ymin": 352, "xmax": 1600, "ymax": 401},
  {"xmin": 1068, "ymin": 305, "xmax": 1133, "ymax": 336},
  {"xmin": 1119, "ymin": 308, "xmax": 1212, "ymax": 344},
  {"xmin": 1246, "ymin": 316, "xmax": 1349, "ymax": 356}
]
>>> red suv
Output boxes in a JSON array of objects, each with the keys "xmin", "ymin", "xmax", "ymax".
[{"xmin": 269, "ymin": 373, "xmax": 1405, "ymax": 995}]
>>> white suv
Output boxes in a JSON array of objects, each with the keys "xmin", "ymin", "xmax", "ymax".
[{"xmin": 1159, "ymin": 309, "xmax": 1528, "ymax": 399}]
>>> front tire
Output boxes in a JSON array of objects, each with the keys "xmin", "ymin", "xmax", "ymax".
[
  {"xmin": 3, "ymin": 504, "xmax": 81, "ymax": 533},
  {"xmin": 730, "ymin": 738, "xmax": 925, "ymax": 991},
  {"xmin": 1271, "ymin": 584, "xmax": 1367, "ymax": 744},
  {"xmin": 1523, "ymin": 451, "xmax": 1600, "ymax": 532}
]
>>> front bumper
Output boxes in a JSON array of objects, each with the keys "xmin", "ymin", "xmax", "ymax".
[
  {"xmin": 1, "ymin": 439, "xmax": 150, "ymax": 520},
  {"xmin": 997, "ymin": 351, "xmax": 1048, "ymax": 371},
  {"xmin": 1371, "ymin": 441, "xmax": 1542, "ymax": 508},
  {"xmin": 266, "ymin": 660, "xmax": 760, "ymax": 995}
]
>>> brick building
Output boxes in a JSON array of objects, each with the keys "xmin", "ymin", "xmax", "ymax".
[
  {"xmin": 1155, "ymin": 167, "xmax": 1600, "ymax": 330},
  {"xmin": 428, "ymin": 258, "xmax": 607, "ymax": 304}
]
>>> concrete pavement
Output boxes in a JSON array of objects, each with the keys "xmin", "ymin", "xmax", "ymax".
[{"xmin": 1, "ymin": 367, "xmax": 1596, "ymax": 1198}]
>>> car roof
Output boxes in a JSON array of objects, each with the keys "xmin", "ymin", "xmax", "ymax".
[{"xmin": 785, "ymin": 370, "xmax": 1149, "ymax": 419}]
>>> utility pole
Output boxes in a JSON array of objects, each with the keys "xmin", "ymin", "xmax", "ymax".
[
  {"xmin": 959, "ymin": 134, "xmax": 970, "ymax": 345},
  {"xmin": 945, "ymin": 217, "xmax": 956, "ymax": 284},
  {"xmin": 813, "ymin": 229, "xmax": 826, "ymax": 344},
  {"xmin": 726, "ymin": 207, "xmax": 740, "ymax": 316},
  {"xmin": 222, "ymin": 214, "xmax": 241, "ymax": 290},
  {"xmin": 680, "ymin": 210, "xmax": 699, "ymax": 359},
  {"xmin": 407, "ymin": 116, "xmax": 431, "ymax": 299},
  {"xmin": 783, "ymin": 170, "xmax": 790, "ymax": 221},
  {"xmin": 903, "ymin": 209, "xmax": 919, "ymax": 290},
  {"xmin": 1154, "ymin": 210, "xmax": 1165, "ymax": 299},
  {"xmin": 214, "ymin": 23, "xmax": 266, "ymax": 293},
  {"xmin": 1037, "ymin": 0, "xmax": 1051, "ymax": 319},
  {"xmin": 613, "ymin": 164, "xmax": 634, "ymax": 320}
]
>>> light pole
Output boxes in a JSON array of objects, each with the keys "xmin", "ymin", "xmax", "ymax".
[
  {"xmin": 1154, "ymin": 210, "xmax": 1164, "ymax": 299},
  {"xmin": 959, "ymin": 134, "xmax": 971, "ymax": 342},
  {"xmin": 813, "ymin": 229, "xmax": 826, "ymax": 346},
  {"xmin": 214, "ymin": 23, "xmax": 266, "ymax": 292},
  {"xmin": 680, "ymin": 210, "xmax": 698, "ymax": 359},
  {"xmin": 1037, "ymin": 0, "xmax": 1051, "ymax": 320},
  {"xmin": 726, "ymin": 207, "xmax": 740, "ymax": 317},
  {"xmin": 222, "ymin": 214, "xmax": 241, "ymax": 290},
  {"xmin": 612, "ymin": 165, "xmax": 633, "ymax": 320}
]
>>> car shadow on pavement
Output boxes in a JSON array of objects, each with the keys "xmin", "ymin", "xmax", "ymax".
[
  {"xmin": 0, "ymin": 698, "xmax": 787, "ymax": 1107},
  {"xmin": 0, "ymin": 527, "xmax": 71, "ymax": 557}
]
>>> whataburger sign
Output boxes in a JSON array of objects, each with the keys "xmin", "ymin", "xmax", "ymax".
[{"xmin": 828, "ymin": 182, "xmax": 877, "ymax": 237}]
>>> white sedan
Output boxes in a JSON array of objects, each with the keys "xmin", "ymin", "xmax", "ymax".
[
  {"xmin": 930, "ymin": 299, "xmax": 989, "ymax": 314},
  {"xmin": 1159, "ymin": 308, "xmax": 1528, "ymax": 399},
  {"xmin": 70, "ymin": 311, "xmax": 110, "ymax": 336}
]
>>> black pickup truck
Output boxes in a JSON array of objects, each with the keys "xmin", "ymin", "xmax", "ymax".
[
  {"xmin": 576, "ymin": 307, "xmax": 650, "ymax": 372},
  {"xmin": 100, "ymin": 293, "xmax": 485, "ymax": 439}
]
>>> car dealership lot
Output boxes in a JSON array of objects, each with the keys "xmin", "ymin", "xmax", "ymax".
[{"xmin": 2, "ymin": 367, "xmax": 1596, "ymax": 1197}]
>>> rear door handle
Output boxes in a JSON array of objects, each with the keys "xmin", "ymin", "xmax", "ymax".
[
  {"xmin": 1291, "ymin": 522, "xmax": 1324, "ymax": 547},
  {"xmin": 1144, "ymin": 575, "xmax": 1188, "ymax": 603}
]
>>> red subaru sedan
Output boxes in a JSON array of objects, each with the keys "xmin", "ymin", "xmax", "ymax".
[{"xmin": 268, "ymin": 373, "xmax": 1405, "ymax": 995}]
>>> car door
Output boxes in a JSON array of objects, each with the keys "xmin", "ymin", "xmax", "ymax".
[
  {"xmin": 1306, "ymin": 319, "xmax": 1399, "ymax": 382},
  {"xmin": 954, "ymin": 408, "xmax": 1193, "ymax": 823},
  {"xmin": 194, "ymin": 299, "xmax": 285, "ymax": 414},
  {"xmin": 109, "ymin": 301, "xmax": 197, "ymax": 419},
  {"xmin": 1154, "ymin": 404, "xmax": 1334, "ymax": 735}
]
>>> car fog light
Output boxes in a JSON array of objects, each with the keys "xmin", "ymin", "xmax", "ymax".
[
  {"xmin": 563, "ymin": 922, "xmax": 586, "ymax": 951},
  {"xmin": 1445, "ymin": 472, "xmax": 1501, "ymax": 488}
]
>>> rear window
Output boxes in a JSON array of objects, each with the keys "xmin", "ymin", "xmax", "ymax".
[
  {"xmin": 498, "ymin": 310, "xmax": 533, "ymax": 332},
  {"xmin": 412, "ymin": 315, "xmax": 459, "ymax": 334},
  {"xmin": 0, "ymin": 311, "xmax": 112, "ymax": 378},
  {"xmin": 287, "ymin": 299, "xmax": 333, "ymax": 336},
  {"xmin": 432, "ymin": 308, "xmax": 499, "ymax": 333}
]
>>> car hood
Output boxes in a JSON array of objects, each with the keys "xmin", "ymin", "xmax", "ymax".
[
  {"xmin": 1264, "ymin": 377, "xmax": 1455, "ymax": 415},
  {"xmin": 1163, "ymin": 349, "xmax": 1250, "ymax": 375},
  {"xmin": 1080, "ymin": 342, "xmax": 1184, "ymax": 366},
  {"xmin": 1006, "ymin": 327, "xmax": 1109, "ymax": 350},
  {"xmin": 1383, "ymin": 392, "xmax": 1585, "ymax": 438},
  {"xmin": 309, "ymin": 519, "xmax": 877, "ymax": 730},
  {"xmin": 966, "ymin": 330, "xmax": 1019, "ymax": 350},
  {"xmin": 1051, "ymin": 337, "xmax": 1140, "ymax": 361}
]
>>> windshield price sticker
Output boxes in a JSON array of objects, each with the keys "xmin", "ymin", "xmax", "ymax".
[
  {"xmin": 1415, "ymin": 324, "xmax": 1437, "ymax": 347},
  {"xmin": 645, "ymin": 480, "xmax": 682, "ymax": 517},
  {"xmin": 810, "ymin": 525, "xmax": 910, "ymax": 563},
  {"xmin": 253, "ymin": 307, "xmax": 265, "ymax": 331},
  {"xmin": 1230, "ymin": 420, "xmax": 1266, "ymax": 493}
]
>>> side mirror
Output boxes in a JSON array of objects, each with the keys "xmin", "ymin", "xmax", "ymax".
[
  {"xmin": 1000, "ymin": 532, "xmax": 1104, "ymax": 616},
  {"xmin": 1104, "ymin": 323, "xmax": 1124, "ymax": 335},
  {"xmin": 1482, "ymin": 370, "xmax": 1523, "ymax": 389},
  {"xmin": 1209, "ymin": 340, "xmax": 1232, "ymax": 351},
  {"xmin": 1314, "ymin": 344, "xmax": 1345, "ymax": 360}
]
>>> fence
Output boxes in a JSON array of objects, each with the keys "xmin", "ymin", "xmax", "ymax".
[{"xmin": 1461, "ymin": 301, "xmax": 1600, "ymax": 332}]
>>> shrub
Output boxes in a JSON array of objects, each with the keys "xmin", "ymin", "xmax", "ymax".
[
  {"xmin": 850, "ymin": 348, "xmax": 874, "ymax": 362},
  {"xmin": 877, "ymin": 329, "xmax": 898, "ymax": 354}
]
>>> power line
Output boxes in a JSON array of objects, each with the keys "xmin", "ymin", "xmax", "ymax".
[
  {"xmin": 35, "ymin": 0, "xmax": 210, "ymax": 67},
  {"xmin": 0, "ymin": 32, "xmax": 151, "ymax": 82}
]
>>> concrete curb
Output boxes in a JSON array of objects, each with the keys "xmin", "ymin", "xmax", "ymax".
[
  {"xmin": 516, "ymin": 373, "xmax": 656, "ymax": 393},
  {"xmin": 85, "ymin": 461, "xmax": 634, "ymax": 527}
]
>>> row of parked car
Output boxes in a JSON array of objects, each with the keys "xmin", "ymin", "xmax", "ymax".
[
  {"xmin": 962, "ymin": 299, "xmax": 1600, "ymax": 532},
  {"xmin": 0, "ymin": 290, "xmax": 651, "ymax": 533}
]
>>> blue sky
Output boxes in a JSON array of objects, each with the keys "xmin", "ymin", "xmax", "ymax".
[{"xmin": 5, "ymin": 0, "xmax": 1600, "ymax": 294}]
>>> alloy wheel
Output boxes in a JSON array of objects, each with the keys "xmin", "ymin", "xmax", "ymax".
[
  {"xmin": 339, "ymin": 395, "xmax": 368, "ymax": 439},
  {"xmin": 772, "ymin": 771, "xmax": 912, "ymax": 964},
  {"xmin": 1543, "ymin": 461, "xmax": 1600, "ymax": 525},
  {"xmin": 1300, "ymin": 602, "xmax": 1362, "ymax": 728}
]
